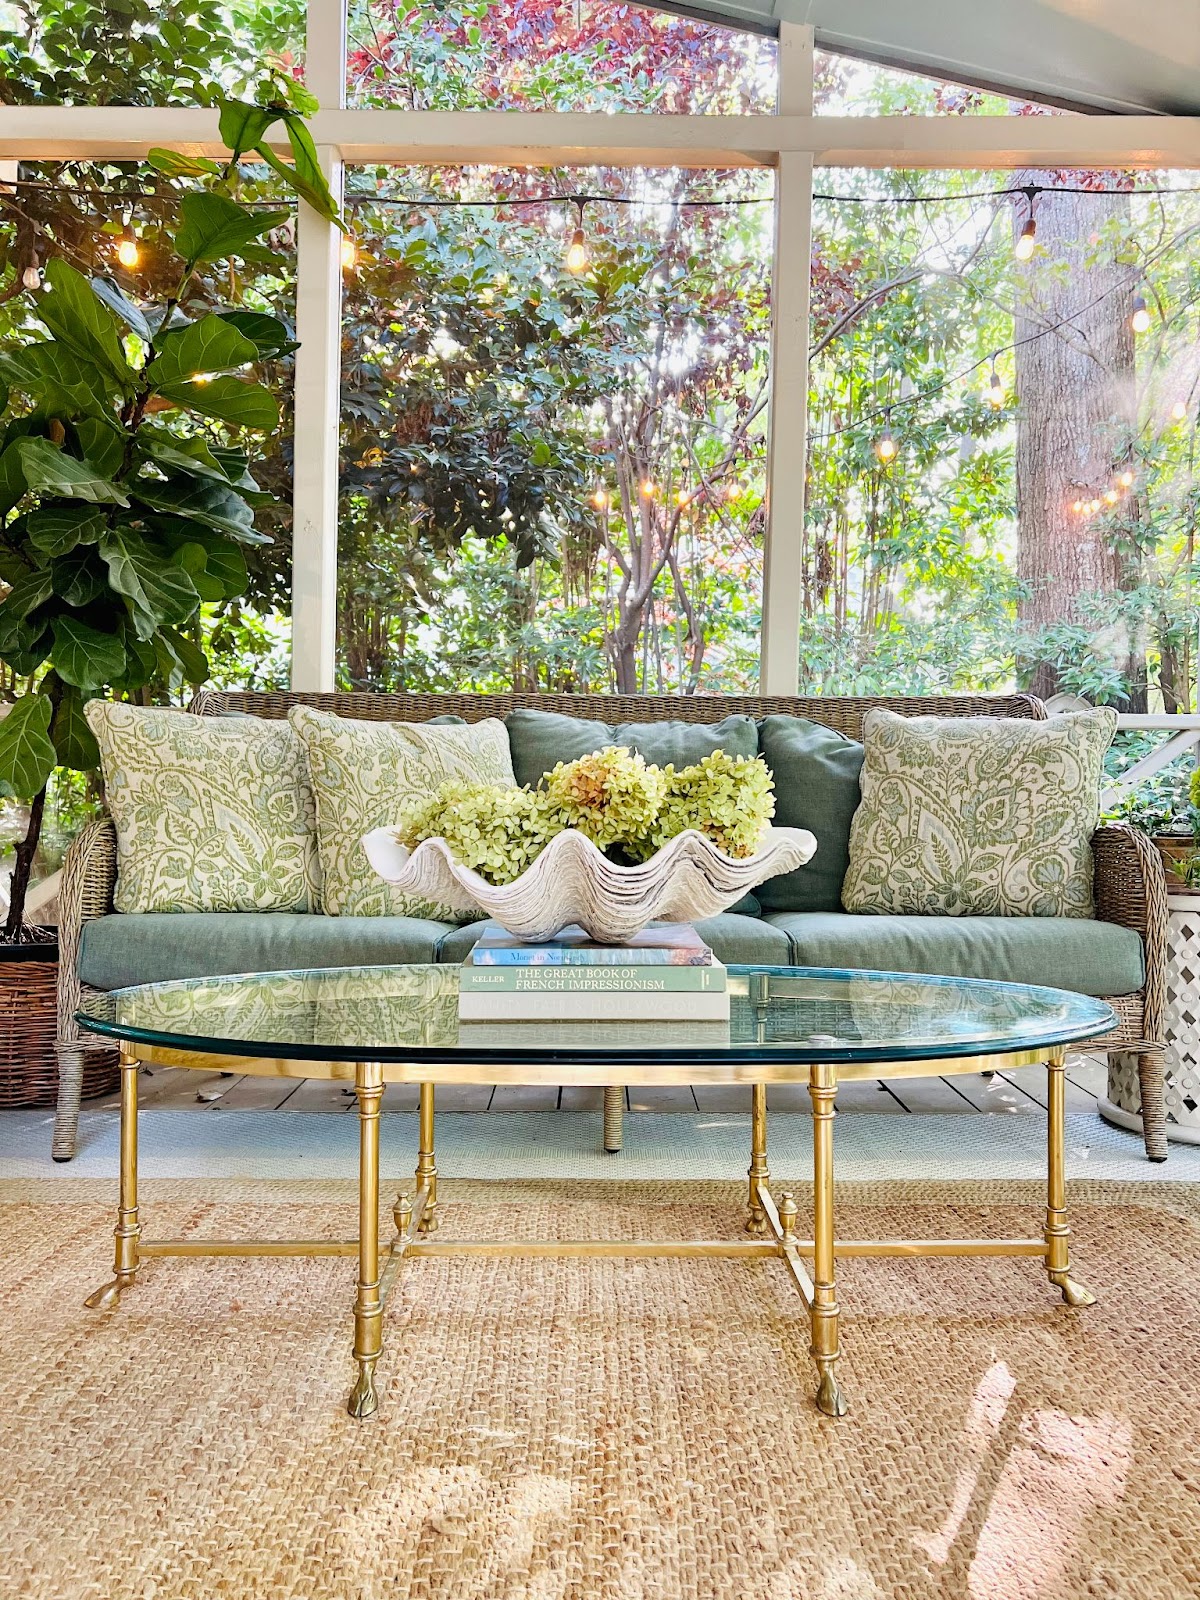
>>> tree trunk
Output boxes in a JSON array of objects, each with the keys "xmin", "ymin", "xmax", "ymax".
[{"xmin": 1013, "ymin": 176, "xmax": 1136, "ymax": 701}]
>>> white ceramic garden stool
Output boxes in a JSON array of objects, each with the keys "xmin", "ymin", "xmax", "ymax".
[{"xmin": 1101, "ymin": 893, "xmax": 1200, "ymax": 1146}]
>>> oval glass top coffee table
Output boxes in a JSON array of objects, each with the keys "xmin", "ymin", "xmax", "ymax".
[{"xmin": 79, "ymin": 964, "xmax": 1116, "ymax": 1421}]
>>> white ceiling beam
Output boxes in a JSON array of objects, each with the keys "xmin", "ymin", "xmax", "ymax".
[{"xmin": 4, "ymin": 107, "xmax": 1200, "ymax": 170}]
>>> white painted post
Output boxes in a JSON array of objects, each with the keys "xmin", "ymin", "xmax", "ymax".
[
  {"xmin": 290, "ymin": 0, "xmax": 347, "ymax": 691},
  {"xmin": 759, "ymin": 22, "xmax": 814, "ymax": 696}
]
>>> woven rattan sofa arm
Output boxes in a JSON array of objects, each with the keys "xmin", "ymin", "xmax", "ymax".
[
  {"xmin": 1092, "ymin": 822, "xmax": 1168, "ymax": 1043},
  {"xmin": 55, "ymin": 815, "xmax": 117, "ymax": 1052}
]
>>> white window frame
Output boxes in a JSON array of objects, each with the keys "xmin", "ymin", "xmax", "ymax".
[{"xmin": 3, "ymin": 0, "xmax": 1200, "ymax": 693}]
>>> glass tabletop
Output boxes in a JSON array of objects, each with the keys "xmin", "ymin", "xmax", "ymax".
[{"xmin": 78, "ymin": 964, "xmax": 1117, "ymax": 1067}]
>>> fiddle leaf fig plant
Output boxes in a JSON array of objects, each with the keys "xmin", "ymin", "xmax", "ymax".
[{"xmin": 0, "ymin": 89, "xmax": 342, "ymax": 940}]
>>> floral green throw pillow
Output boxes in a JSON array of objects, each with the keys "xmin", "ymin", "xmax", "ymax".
[
  {"xmin": 841, "ymin": 708, "xmax": 1117, "ymax": 918},
  {"xmin": 86, "ymin": 703, "xmax": 320, "ymax": 914},
  {"xmin": 288, "ymin": 705, "xmax": 516, "ymax": 918}
]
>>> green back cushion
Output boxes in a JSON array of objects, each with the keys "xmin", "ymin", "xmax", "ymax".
[
  {"xmin": 505, "ymin": 708, "xmax": 759, "ymax": 787},
  {"xmin": 755, "ymin": 715, "xmax": 865, "ymax": 913},
  {"xmin": 505, "ymin": 708, "xmax": 762, "ymax": 915}
]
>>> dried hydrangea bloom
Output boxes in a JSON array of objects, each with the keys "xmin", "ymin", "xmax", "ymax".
[
  {"xmin": 628, "ymin": 750, "xmax": 776, "ymax": 861},
  {"xmin": 540, "ymin": 746, "xmax": 665, "ymax": 852},
  {"xmin": 393, "ymin": 781, "xmax": 565, "ymax": 885}
]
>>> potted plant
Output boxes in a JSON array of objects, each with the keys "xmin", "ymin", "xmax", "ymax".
[{"xmin": 0, "ymin": 83, "xmax": 342, "ymax": 1105}]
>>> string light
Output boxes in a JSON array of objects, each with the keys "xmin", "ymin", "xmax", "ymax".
[
  {"xmin": 1131, "ymin": 293, "xmax": 1152, "ymax": 333},
  {"xmin": 21, "ymin": 257, "xmax": 40, "ymax": 290},
  {"xmin": 640, "ymin": 479, "xmax": 658, "ymax": 498},
  {"xmin": 874, "ymin": 412, "xmax": 898, "ymax": 464},
  {"xmin": 115, "ymin": 223, "xmax": 140, "ymax": 270},
  {"xmin": 1172, "ymin": 400, "xmax": 1189, "ymax": 421},
  {"xmin": 340, "ymin": 232, "xmax": 358, "ymax": 271},
  {"xmin": 591, "ymin": 488, "xmax": 609, "ymax": 510},
  {"xmin": 984, "ymin": 364, "xmax": 1004, "ymax": 408},
  {"xmin": 1014, "ymin": 187, "xmax": 1037, "ymax": 262},
  {"xmin": 1118, "ymin": 469, "xmax": 1135, "ymax": 488},
  {"xmin": 565, "ymin": 200, "xmax": 589, "ymax": 275}
]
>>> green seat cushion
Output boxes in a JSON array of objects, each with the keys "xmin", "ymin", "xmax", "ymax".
[
  {"xmin": 762, "ymin": 912, "xmax": 1143, "ymax": 997},
  {"xmin": 78, "ymin": 913, "xmax": 456, "ymax": 991},
  {"xmin": 756, "ymin": 716, "xmax": 864, "ymax": 914},
  {"xmin": 505, "ymin": 707, "xmax": 758, "ymax": 788},
  {"xmin": 437, "ymin": 913, "xmax": 790, "ymax": 969}
]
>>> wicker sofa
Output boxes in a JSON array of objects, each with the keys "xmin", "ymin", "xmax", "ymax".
[{"xmin": 51, "ymin": 688, "xmax": 1170, "ymax": 1162}]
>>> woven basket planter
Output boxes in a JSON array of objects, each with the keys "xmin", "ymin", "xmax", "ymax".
[{"xmin": 0, "ymin": 943, "xmax": 119, "ymax": 1108}]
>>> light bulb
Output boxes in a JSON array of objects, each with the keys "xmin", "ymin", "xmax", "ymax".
[
  {"xmin": 640, "ymin": 480, "xmax": 657, "ymax": 498},
  {"xmin": 1014, "ymin": 217, "xmax": 1036, "ymax": 261},
  {"xmin": 675, "ymin": 489, "xmax": 690, "ymax": 507},
  {"xmin": 116, "ymin": 226, "xmax": 140, "ymax": 270},
  {"xmin": 191, "ymin": 372, "xmax": 213, "ymax": 385},
  {"xmin": 591, "ymin": 489, "xmax": 609, "ymax": 510},
  {"xmin": 875, "ymin": 428, "xmax": 897, "ymax": 464},
  {"xmin": 1072, "ymin": 500, "xmax": 1084, "ymax": 514},
  {"xmin": 340, "ymin": 233, "xmax": 357, "ymax": 271},
  {"xmin": 1172, "ymin": 400, "xmax": 1188, "ymax": 422},
  {"xmin": 565, "ymin": 226, "xmax": 589, "ymax": 275},
  {"xmin": 21, "ymin": 263, "xmax": 40, "ymax": 290},
  {"xmin": 1131, "ymin": 294, "xmax": 1151, "ymax": 334},
  {"xmin": 1118, "ymin": 469, "xmax": 1135, "ymax": 489},
  {"xmin": 1104, "ymin": 488, "xmax": 1119, "ymax": 504},
  {"xmin": 724, "ymin": 483, "xmax": 740, "ymax": 501},
  {"xmin": 985, "ymin": 366, "xmax": 1004, "ymax": 408}
]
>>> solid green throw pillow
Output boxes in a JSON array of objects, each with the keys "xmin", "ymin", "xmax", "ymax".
[
  {"xmin": 289, "ymin": 705, "xmax": 515, "ymax": 918},
  {"xmin": 86, "ymin": 702, "xmax": 320, "ymax": 915},
  {"xmin": 841, "ymin": 707, "xmax": 1117, "ymax": 918},
  {"xmin": 756, "ymin": 715, "xmax": 865, "ymax": 913},
  {"xmin": 505, "ymin": 707, "xmax": 758, "ymax": 788}
]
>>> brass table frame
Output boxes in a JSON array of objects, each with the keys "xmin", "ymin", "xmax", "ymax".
[{"xmin": 85, "ymin": 1038, "xmax": 1093, "ymax": 1421}]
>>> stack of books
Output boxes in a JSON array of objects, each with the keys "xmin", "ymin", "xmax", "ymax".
[{"xmin": 458, "ymin": 921, "xmax": 729, "ymax": 1021}]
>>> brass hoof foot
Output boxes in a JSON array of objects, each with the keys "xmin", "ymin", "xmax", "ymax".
[
  {"xmin": 84, "ymin": 1278, "xmax": 126, "ymax": 1310},
  {"xmin": 1050, "ymin": 1271, "xmax": 1096, "ymax": 1308},
  {"xmin": 814, "ymin": 1368, "xmax": 849, "ymax": 1418},
  {"xmin": 417, "ymin": 1209, "xmax": 439, "ymax": 1234},
  {"xmin": 745, "ymin": 1211, "xmax": 767, "ymax": 1237},
  {"xmin": 347, "ymin": 1365, "xmax": 379, "ymax": 1419}
]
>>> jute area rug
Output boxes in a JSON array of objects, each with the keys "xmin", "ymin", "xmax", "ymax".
[{"xmin": 1, "ymin": 1177, "xmax": 1198, "ymax": 1600}]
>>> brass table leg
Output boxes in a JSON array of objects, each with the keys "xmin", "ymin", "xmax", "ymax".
[
  {"xmin": 746, "ymin": 1082, "xmax": 769, "ymax": 1235},
  {"xmin": 348, "ymin": 1062, "xmax": 384, "ymax": 1419},
  {"xmin": 1045, "ymin": 1052, "xmax": 1095, "ymax": 1308},
  {"xmin": 85, "ymin": 1050, "xmax": 141, "ymax": 1309},
  {"xmin": 415, "ymin": 1081, "xmax": 439, "ymax": 1232},
  {"xmin": 809, "ymin": 1064, "xmax": 848, "ymax": 1417}
]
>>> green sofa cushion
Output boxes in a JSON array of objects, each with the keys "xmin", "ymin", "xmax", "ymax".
[
  {"xmin": 762, "ymin": 911, "xmax": 1143, "ymax": 997},
  {"xmin": 78, "ymin": 913, "xmax": 456, "ymax": 991},
  {"xmin": 505, "ymin": 707, "xmax": 758, "ymax": 788},
  {"xmin": 437, "ymin": 912, "xmax": 790, "ymax": 968},
  {"xmin": 756, "ymin": 715, "xmax": 864, "ymax": 914}
]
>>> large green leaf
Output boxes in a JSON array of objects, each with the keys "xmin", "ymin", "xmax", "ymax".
[
  {"xmin": 0, "ymin": 695, "xmax": 56, "ymax": 800},
  {"xmin": 217, "ymin": 98, "xmax": 278, "ymax": 159},
  {"xmin": 0, "ymin": 343, "xmax": 120, "ymax": 422},
  {"xmin": 74, "ymin": 418, "xmax": 126, "ymax": 480},
  {"xmin": 118, "ymin": 626, "xmax": 158, "ymax": 691},
  {"xmin": 38, "ymin": 260, "xmax": 134, "ymax": 393},
  {"xmin": 15, "ymin": 439, "xmax": 129, "ymax": 506},
  {"xmin": 90, "ymin": 276, "xmax": 152, "ymax": 344},
  {"xmin": 146, "ymin": 148, "xmax": 223, "ymax": 180},
  {"xmin": 0, "ymin": 442, "xmax": 26, "ymax": 518},
  {"xmin": 100, "ymin": 525, "xmax": 200, "ymax": 638},
  {"xmin": 28, "ymin": 507, "xmax": 106, "ymax": 557},
  {"xmin": 215, "ymin": 310, "xmax": 298, "ymax": 358},
  {"xmin": 251, "ymin": 112, "xmax": 344, "ymax": 230},
  {"xmin": 173, "ymin": 192, "xmax": 287, "ymax": 270},
  {"xmin": 50, "ymin": 682, "xmax": 100, "ymax": 773},
  {"xmin": 50, "ymin": 615, "xmax": 127, "ymax": 692},
  {"xmin": 51, "ymin": 547, "xmax": 109, "ymax": 609},
  {"xmin": 153, "ymin": 373, "xmax": 279, "ymax": 431},
  {"xmin": 140, "ymin": 430, "xmax": 234, "ymax": 484},
  {"xmin": 130, "ymin": 474, "xmax": 260, "ymax": 543},
  {"xmin": 0, "ymin": 569, "xmax": 54, "ymax": 621},
  {"xmin": 147, "ymin": 316, "xmax": 259, "ymax": 390},
  {"xmin": 156, "ymin": 625, "xmax": 209, "ymax": 686}
]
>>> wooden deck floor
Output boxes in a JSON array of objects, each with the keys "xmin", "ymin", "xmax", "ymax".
[{"xmin": 93, "ymin": 1056, "xmax": 1110, "ymax": 1117}]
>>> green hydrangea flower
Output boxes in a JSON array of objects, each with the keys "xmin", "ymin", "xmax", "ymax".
[
  {"xmin": 541, "ymin": 746, "xmax": 665, "ymax": 852},
  {"xmin": 627, "ymin": 750, "xmax": 776, "ymax": 861},
  {"xmin": 393, "ymin": 781, "xmax": 566, "ymax": 885}
]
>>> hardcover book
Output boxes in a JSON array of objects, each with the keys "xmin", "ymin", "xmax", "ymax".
[
  {"xmin": 460, "ymin": 958, "xmax": 727, "ymax": 994},
  {"xmin": 470, "ymin": 921, "xmax": 713, "ymax": 967}
]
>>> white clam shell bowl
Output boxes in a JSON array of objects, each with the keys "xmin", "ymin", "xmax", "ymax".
[{"xmin": 362, "ymin": 824, "xmax": 818, "ymax": 945}]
